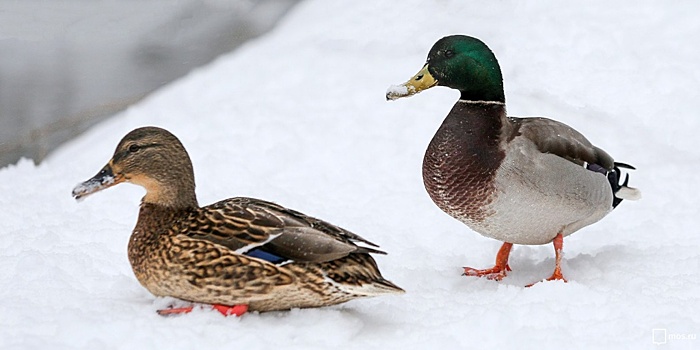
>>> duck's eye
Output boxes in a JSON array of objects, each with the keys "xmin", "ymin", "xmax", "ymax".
[
  {"xmin": 444, "ymin": 50, "xmax": 454, "ymax": 58},
  {"xmin": 128, "ymin": 144, "xmax": 141, "ymax": 153}
]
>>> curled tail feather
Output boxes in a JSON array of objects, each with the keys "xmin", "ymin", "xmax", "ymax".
[{"xmin": 608, "ymin": 162, "xmax": 641, "ymax": 208}]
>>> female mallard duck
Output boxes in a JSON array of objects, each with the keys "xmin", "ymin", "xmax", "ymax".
[
  {"xmin": 386, "ymin": 35, "xmax": 640, "ymax": 284},
  {"xmin": 72, "ymin": 126, "xmax": 403, "ymax": 316}
]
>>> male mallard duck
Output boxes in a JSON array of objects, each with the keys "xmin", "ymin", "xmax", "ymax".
[
  {"xmin": 72, "ymin": 126, "xmax": 403, "ymax": 316},
  {"xmin": 386, "ymin": 35, "xmax": 640, "ymax": 284}
]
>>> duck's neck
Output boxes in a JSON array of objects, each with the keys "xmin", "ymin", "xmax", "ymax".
[
  {"xmin": 132, "ymin": 203, "xmax": 189, "ymax": 241},
  {"xmin": 453, "ymin": 61, "xmax": 505, "ymax": 103},
  {"xmin": 134, "ymin": 203, "xmax": 167, "ymax": 236},
  {"xmin": 460, "ymin": 89, "xmax": 505, "ymax": 103},
  {"xmin": 139, "ymin": 176, "xmax": 199, "ymax": 210},
  {"xmin": 430, "ymin": 100, "xmax": 509, "ymax": 164}
]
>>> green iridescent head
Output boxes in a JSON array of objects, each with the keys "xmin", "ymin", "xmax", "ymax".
[{"xmin": 386, "ymin": 35, "xmax": 505, "ymax": 102}]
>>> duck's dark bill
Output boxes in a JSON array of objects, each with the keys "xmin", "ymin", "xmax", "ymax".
[
  {"xmin": 72, "ymin": 165, "xmax": 123, "ymax": 201},
  {"xmin": 385, "ymin": 64, "xmax": 437, "ymax": 100}
]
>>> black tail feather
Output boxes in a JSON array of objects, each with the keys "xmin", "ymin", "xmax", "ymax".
[
  {"xmin": 614, "ymin": 162, "xmax": 636, "ymax": 170},
  {"xmin": 608, "ymin": 163, "xmax": 632, "ymax": 208}
]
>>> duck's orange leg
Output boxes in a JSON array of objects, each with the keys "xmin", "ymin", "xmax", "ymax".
[
  {"xmin": 526, "ymin": 233, "xmax": 568, "ymax": 287},
  {"xmin": 545, "ymin": 233, "xmax": 567, "ymax": 283},
  {"xmin": 157, "ymin": 304, "xmax": 248, "ymax": 317},
  {"xmin": 463, "ymin": 242, "xmax": 513, "ymax": 281}
]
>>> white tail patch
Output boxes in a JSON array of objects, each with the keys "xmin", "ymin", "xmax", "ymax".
[{"xmin": 616, "ymin": 186, "xmax": 641, "ymax": 201}]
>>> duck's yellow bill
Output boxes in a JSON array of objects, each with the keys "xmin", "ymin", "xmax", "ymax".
[{"xmin": 385, "ymin": 64, "xmax": 438, "ymax": 101}]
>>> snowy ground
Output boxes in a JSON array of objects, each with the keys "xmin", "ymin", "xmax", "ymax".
[{"xmin": 1, "ymin": 1, "xmax": 699, "ymax": 349}]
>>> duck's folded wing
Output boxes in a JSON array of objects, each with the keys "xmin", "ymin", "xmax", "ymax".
[
  {"xmin": 237, "ymin": 197, "xmax": 381, "ymax": 247},
  {"xmin": 180, "ymin": 198, "xmax": 286, "ymax": 253},
  {"xmin": 181, "ymin": 197, "xmax": 384, "ymax": 264},
  {"xmin": 510, "ymin": 117, "xmax": 615, "ymax": 170}
]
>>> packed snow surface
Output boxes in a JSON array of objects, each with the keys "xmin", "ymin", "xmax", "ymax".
[{"xmin": 2, "ymin": 1, "xmax": 699, "ymax": 349}]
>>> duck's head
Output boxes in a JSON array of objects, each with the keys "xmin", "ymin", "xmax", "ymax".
[
  {"xmin": 386, "ymin": 35, "xmax": 504, "ymax": 103},
  {"xmin": 72, "ymin": 126, "xmax": 198, "ymax": 209}
]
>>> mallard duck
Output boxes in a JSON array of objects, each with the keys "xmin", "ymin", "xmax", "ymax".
[
  {"xmin": 386, "ymin": 35, "xmax": 640, "ymax": 284},
  {"xmin": 72, "ymin": 126, "xmax": 403, "ymax": 316}
]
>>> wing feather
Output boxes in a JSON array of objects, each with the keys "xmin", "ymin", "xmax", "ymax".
[
  {"xmin": 510, "ymin": 117, "xmax": 614, "ymax": 170},
  {"xmin": 179, "ymin": 197, "xmax": 384, "ymax": 264}
]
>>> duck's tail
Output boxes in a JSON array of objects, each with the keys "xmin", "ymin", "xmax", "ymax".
[
  {"xmin": 321, "ymin": 254, "xmax": 405, "ymax": 296},
  {"xmin": 609, "ymin": 162, "xmax": 641, "ymax": 208}
]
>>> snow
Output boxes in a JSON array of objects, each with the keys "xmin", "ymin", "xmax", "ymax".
[
  {"xmin": 2, "ymin": 0, "xmax": 699, "ymax": 349},
  {"xmin": 71, "ymin": 172, "xmax": 114, "ymax": 201},
  {"xmin": 386, "ymin": 84, "xmax": 410, "ymax": 100}
]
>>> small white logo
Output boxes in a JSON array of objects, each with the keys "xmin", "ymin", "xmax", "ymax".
[{"xmin": 652, "ymin": 329, "xmax": 667, "ymax": 345}]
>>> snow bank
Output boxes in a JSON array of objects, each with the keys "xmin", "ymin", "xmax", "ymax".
[{"xmin": 1, "ymin": 0, "xmax": 698, "ymax": 349}]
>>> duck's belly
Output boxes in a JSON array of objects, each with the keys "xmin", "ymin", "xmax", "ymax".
[{"xmin": 428, "ymin": 140, "xmax": 613, "ymax": 245}]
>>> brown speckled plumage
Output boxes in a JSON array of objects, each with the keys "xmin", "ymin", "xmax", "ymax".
[{"xmin": 73, "ymin": 126, "xmax": 403, "ymax": 313}]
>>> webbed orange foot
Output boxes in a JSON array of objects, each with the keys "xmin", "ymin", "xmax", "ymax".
[
  {"xmin": 157, "ymin": 306, "xmax": 194, "ymax": 316},
  {"xmin": 545, "ymin": 266, "xmax": 568, "ymax": 283},
  {"xmin": 212, "ymin": 304, "xmax": 248, "ymax": 316},
  {"xmin": 157, "ymin": 304, "xmax": 248, "ymax": 317},
  {"xmin": 463, "ymin": 264, "xmax": 512, "ymax": 280},
  {"xmin": 463, "ymin": 242, "xmax": 513, "ymax": 281}
]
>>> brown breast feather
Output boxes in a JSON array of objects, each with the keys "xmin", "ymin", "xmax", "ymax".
[{"xmin": 422, "ymin": 102, "xmax": 507, "ymax": 223}]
